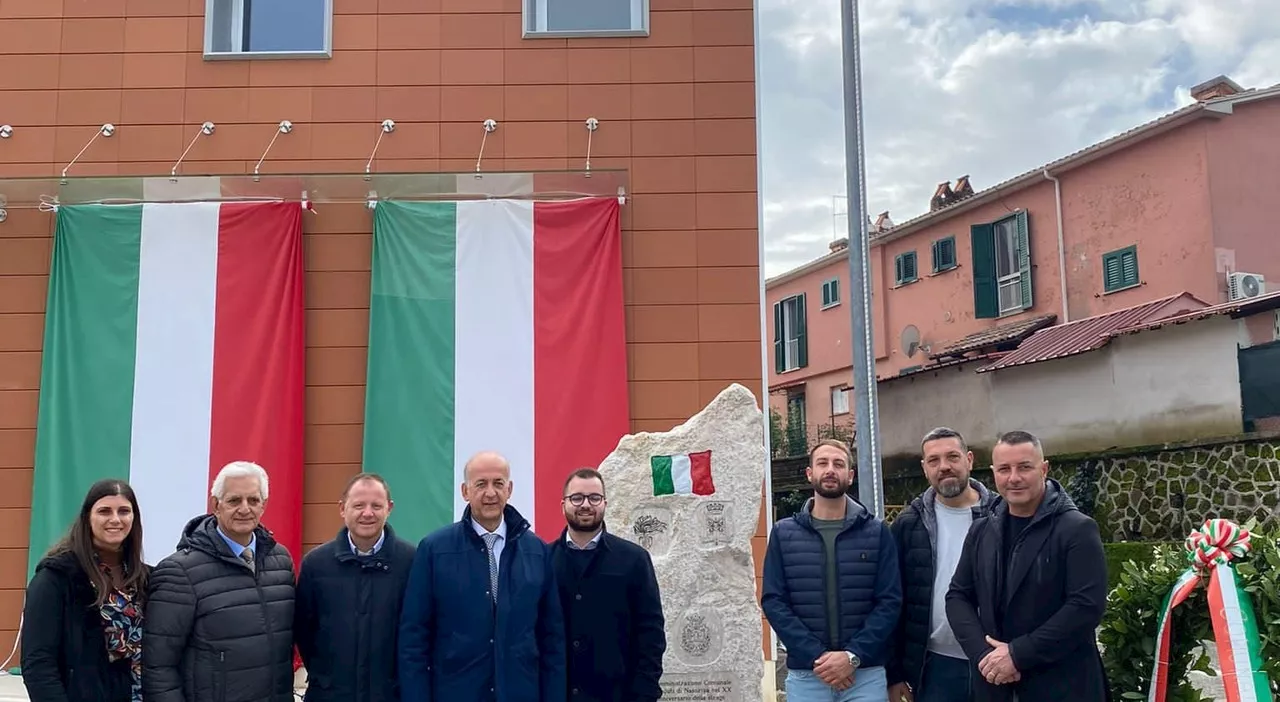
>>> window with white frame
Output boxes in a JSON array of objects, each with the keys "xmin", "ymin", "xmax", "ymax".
[
  {"xmin": 993, "ymin": 217, "xmax": 1022, "ymax": 313},
  {"xmin": 821, "ymin": 278, "xmax": 839, "ymax": 308},
  {"xmin": 830, "ymin": 386, "xmax": 849, "ymax": 415},
  {"xmin": 971, "ymin": 210, "xmax": 1032, "ymax": 318},
  {"xmin": 772, "ymin": 294, "xmax": 807, "ymax": 373},
  {"xmin": 523, "ymin": 0, "xmax": 649, "ymax": 38},
  {"xmin": 204, "ymin": 0, "xmax": 332, "ymax": 59}
]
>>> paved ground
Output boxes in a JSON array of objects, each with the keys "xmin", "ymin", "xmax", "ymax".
[
  {"xmin": 0, "ymin": 651, "xmax": 1230, "ymax": 702},
  {"xmin": 0, "ymin": 674, "xmax": 27, "ymax": 702},
  {"xmin": 0, "ymin": 670, "xmax": 310, "ymax": 701},
  {"xmin": 773, "ymin": 644, "xmax": 1230, "ymax": 702}
]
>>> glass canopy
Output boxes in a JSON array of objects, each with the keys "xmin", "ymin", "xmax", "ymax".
[{"xmin": 0, "ymin": 170, "xmax": 628, "ymax": 211}]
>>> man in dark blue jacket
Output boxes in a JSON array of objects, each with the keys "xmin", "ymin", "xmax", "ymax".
[
  {"xmin": 761, "ymin": 439, "xmax": 903, "ymax": 702},
  {"xmin": 295, "ymin": 472, "xmax": 417, "ymax": 702},
  {"xmin": 398, "ymin": 450, "xmax": 567, "ymax": 702},
  {"xmin": 549, "ymin": 468, "xmax": 666, "ymax": 702}
]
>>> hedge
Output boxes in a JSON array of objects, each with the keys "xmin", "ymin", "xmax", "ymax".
[{"xmin": 1103, "ymin": 540, "xmax": 1176, "ymax": 590}]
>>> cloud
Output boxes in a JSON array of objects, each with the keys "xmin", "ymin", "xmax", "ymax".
[{"xmin": 759, "ymin": 0, "xmax": 1280, "ymax": 277}]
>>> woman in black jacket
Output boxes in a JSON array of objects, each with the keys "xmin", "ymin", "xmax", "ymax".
[{"xmin": 21, "ymin": 478, "xmax": 150, "ymax": 702}]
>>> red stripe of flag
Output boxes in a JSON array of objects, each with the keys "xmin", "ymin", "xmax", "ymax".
[
  {"xmin": 532, "ymin": 198, "xmax": 630, "ymax": 539},
  {"xmin": 207, "ymin": 201, "xmax": 306, "ymax": 565},
  {"xmin": 690, "ymin": 450, "xmax": 715, "ymax": 495}
]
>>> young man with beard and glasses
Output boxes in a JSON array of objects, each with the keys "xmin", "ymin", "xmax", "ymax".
[
  {"xmin": 761, "ymin": 440, "xmax": 902, "ymax": 702},
  {"xmin": 886, "ymin": 428, "xmax": 998, "ymax": 702},
  {"xmin": 548, "ymin": 468, "xmax": 666, "ymax": 702},
  {"xmin": 945, "ymin": 431, "xmax": 1109, "ymax": 702}
]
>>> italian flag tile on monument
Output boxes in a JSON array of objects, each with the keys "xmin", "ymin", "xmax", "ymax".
[
  {"xmin": 362, "ymin": 197, "xmax": 631, "ymax": 542},
  {"xmin": 651, "ymin": 450, "xmax": 715, "ymax": 496},
  {"xmin": 27, "ymin": 201, "xmax": 307, "ymax": 576}
]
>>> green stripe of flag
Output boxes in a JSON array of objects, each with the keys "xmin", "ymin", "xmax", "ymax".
[
  {"xmin": 29, "ymin": 205, "xmax": 143, "ymax": 576},
  {"xmin": 363, "ymin": 202, "xmax": 458, "ymax": 542},
  {"xmin": 651, "ymin": 455, "xmax": 675, "ymax": 495}
]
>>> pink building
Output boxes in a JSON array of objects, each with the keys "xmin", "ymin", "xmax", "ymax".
[{"xmin": 767, "ymin": 76, "xmax": 1280, "ymax": 450}]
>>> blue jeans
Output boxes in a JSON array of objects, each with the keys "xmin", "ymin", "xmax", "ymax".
[
  {"xmin": 786, "ymin": 666, "xmax": 888, "ymax": 702},
  {"xmin": 916, "ymin": 651, "xmax": 972, "ymax": 702}
]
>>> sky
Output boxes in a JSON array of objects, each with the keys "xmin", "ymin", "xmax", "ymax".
[{"xmin": 757, "ymin": 0, "xmax": 1280, "ymax": 277}]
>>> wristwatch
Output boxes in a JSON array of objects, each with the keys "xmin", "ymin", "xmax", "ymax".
[{"xmin": 845, "ymin": 651, "xmax": 861, "ymax": 669}]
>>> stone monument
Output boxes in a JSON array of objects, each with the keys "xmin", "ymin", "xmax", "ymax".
[{"xmin": 599, "ymin": 383, "xmax": 766, "ymax": 702}]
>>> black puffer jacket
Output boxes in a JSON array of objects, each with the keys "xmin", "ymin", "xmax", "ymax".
[
  {"xmin": 142, "ymin": 514, "xmax": 297, "ymax": 702},
  {"xmin": 21, "ymin": 550, "xmax": 150, "ymax": 702},
  {"xmin": 887, "ymin": 478, "xmax": 998, "ymax": 691}
]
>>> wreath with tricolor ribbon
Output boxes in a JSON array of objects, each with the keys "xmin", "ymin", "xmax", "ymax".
[{"xmin": 1147, "ymin": 519, "xmax": 1274, "ymax": 702}]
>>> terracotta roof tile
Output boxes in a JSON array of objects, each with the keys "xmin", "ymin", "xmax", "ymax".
[{"xmin": 930, "ymin": 314, "xmax": 1057, "ymax": 359}]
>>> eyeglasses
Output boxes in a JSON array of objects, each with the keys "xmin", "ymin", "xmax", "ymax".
[{"xmin": 564, "ymin": 493, "xmax": 604, "ymax": 506}]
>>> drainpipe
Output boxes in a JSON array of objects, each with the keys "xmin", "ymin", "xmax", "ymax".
[{"xmin": 1043, "ymin": 169, "xmax": 1069, "ymax": 322}]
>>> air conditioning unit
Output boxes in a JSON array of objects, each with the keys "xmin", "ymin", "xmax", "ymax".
[{"xmin": 1228, "ymin": 272, "xmax": 1266, "ymax": 301}]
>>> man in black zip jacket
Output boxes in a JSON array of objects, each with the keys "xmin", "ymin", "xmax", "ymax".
[
  {"xmin": 549, "ymin": 468, "xmax": 666, "ymax": 702},
  {"xmin": 143, "ymin": 461, "xmax": 297, "ymax": 702},
  {"xmin": 294, "ymin": 473, "xmax": 417, "ymax": 702},
  {"xmin": 887, "ymin": 428, "xmax": 998, "ymax": 702},
  {"xmin": 945, "ymin": 430, "xmax": 1110, "ymax": 702}
]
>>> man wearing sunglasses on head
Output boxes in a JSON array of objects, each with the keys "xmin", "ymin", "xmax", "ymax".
[{"xmin": 549, "ymin": 468, "xmax": 667, "ymax": 702}]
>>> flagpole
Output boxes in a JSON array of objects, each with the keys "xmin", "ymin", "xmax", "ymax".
[{"xmin": 839, "ymin": 0, "xmax": 885, "ymax": 519}]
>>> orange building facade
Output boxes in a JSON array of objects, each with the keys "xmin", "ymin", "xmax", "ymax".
[{"xmin": 0, "ymin": 0, "xmax": 769, "ymax": 658}]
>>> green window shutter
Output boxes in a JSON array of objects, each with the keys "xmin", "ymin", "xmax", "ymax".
[
  {"xmin": 822, "ymin": 279, "xmax": 838, "ymax": 306},
  {"xmin": 1103, "ymin": 252, "xmax": 1122, "ymax": 291},
  {"xmin": 1015, "ymin": 210, "xmax": 1033, "ymax": 309},
  {"xmin": 773, "ymin": 301, "xmax": 785, "ymax": 373},
  {"xmin": 795, "ymin": 293, "xmax": 808, "ymax": 368},
  {"xmin": 935, "ymin": 236, "xmax": 955, "ymax": 271},
  {"xmin": 971, "ymin": 223, "xmax": 998, "ymax": 318},
  {"xmin": 896, "ymin": 252, "xmax": 918, "ymax": 283},
  {"xmin": 1121, "ymin": 249, "xmax": 1138, "ymax": 287},
  {"xmin": 1103, "ymin": 246, "xmax": 1139, "ymax": 291}
]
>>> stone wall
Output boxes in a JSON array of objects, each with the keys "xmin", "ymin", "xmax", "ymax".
[{"xmin": 1057, "ymin": 435, "xmax": 1280, "ymax": 542}]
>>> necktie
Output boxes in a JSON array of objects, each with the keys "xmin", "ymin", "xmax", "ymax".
[
  {"xmin": 481, "ymin": 533, "xmax": 499, "ymax": 603},
  {"xmin": 241, "ymin": 547, "xmax": 255, "ymax": 572}
]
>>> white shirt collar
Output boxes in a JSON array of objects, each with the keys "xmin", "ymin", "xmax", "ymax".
[
  {"xmin": 471, "ymin": 516, "xmax": 507, "ymax": 540},
  {"xmin": 565, "ymin": 529, "xmax": 603, "ymax": 550},
  {"xmin": 349, "ymin": 529, "xmax": 386, "ymax": 556}
]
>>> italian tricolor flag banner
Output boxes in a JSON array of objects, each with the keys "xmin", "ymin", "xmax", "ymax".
[
  {"xmin": 1148, "ymin": 519, "xmax": 1273, "ymax": 702},
  {"xmin": 651, "ymin": 450, "xmax": 716, "ymax": 496},
  {"xmin": 28, "ymin": 202, "xmax": 306, "ymax": 576},
  {"xmin": 363, "ymin": 198, "xmax": 630, "ymax": 541}
]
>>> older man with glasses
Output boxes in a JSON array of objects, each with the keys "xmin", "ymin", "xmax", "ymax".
[{"xmin": 549, "ymin": 468, "xmax": 667, "ymax": 702}]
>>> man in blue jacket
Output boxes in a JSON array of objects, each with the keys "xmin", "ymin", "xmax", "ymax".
[
  {"xmin": 397, "ymin": 450, "xmax": 566, "ymax": 702},
  {"xmin": 761, "ymin": 439, "xmax": 903, "ymax": 702}
]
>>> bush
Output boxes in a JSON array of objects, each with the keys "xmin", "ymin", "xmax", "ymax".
[
  {"xmin": 1104, "ymin": 541, "xmax": 1176, "ymax": 591},
  {"xmin": 1099, "ymin": 520, "xmax": 1280, "ymax": 700}
]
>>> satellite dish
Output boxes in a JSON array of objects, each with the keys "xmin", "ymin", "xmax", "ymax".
[{"xmin": 901, "ymin": 325, "xmax": 920, "ymax": 357}]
